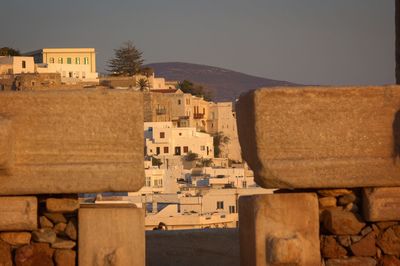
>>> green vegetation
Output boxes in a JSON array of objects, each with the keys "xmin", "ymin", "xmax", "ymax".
[
  {"xmin": 0, "ymin": 47, "xmax": 20, "ymax": 56},
  {"xmin": 213, "ymin": 132, "xmax": 230, "ymax": 157},
  {"xmin": 108, "ymin": 41, "xmax": 144, "ymax": 76},
  {"xmin": 176, "ymin": 80, "xmax": 212, "ymax": 101},
  {"xmin": 151, "ymin": 156, "xmax": 163, "ymax": 167},
  {"xmin": 185, "ymin": 151, "xmax": 199, "ymax": 161},
  {"xmin": 136, "ymin": 78, "xmax": 150, "ymax": 91},
  {"xmin": 200, "ymin": 158, "xmax": 213, "ymax": 167}
]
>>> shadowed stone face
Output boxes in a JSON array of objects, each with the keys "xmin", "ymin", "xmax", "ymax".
[
  {"xmin": 236, "ymin": 86, "xmax": 400, "ymax": 189},
  {"xmin": 0, "ymin": 89, "xmax": 144, "ymax": 194}
]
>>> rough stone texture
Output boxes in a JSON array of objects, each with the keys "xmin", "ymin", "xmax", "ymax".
[
  {"xmin": 32, "ymin": 228, "xmax": 57, "ymax": 244},
  {"xmin": 350, "ymin": 231, "xmax": 376, "ymax": 256},
  {"xmin": 0, "ymin": 232, "xmax": 31, "ymax": 246},
  {"xmin": 15, "ymin": 243, "xmax": 54, "ymax": 266},
  {"xmin": 337, "ymin": 193, "xmax": 357, "ymax": 206},
  {"xmin": 321, "ymin": 236, "xmax": 347, "ymax": 258},
  {"xmin": 377, "ymin": 226, "xmax": 400, "ymax": 256},
  {"xmin": 380, "ymin": 255, "xmax": 400, "ymax": 266},
  {"xmin": 40, "ymin": 216, "xmax": 54, "ymax": 228},
  {"xmin": 319, "ymin": 197, "xmax": 337, "ymax": 208},
  {"xmin": 54, "ymin": 223, "xmax": 67, "ymax": 234},
  {"xmin": 44, "ymin": 213, "xmax": 67, "ymax": 224},
  {"xmin": 322, "ymin": 208, "xmax": 365, "ymax": 235},
  {"xmin": 146, "ymin": 229, "xmax": 239, "ymax": 266},
  {"xmin": 363, "ymin": 187, "xmax": 400, "ymax": 222},
  {"xmin": 0, "ymin": 197, "xmax": 37, "ymax": 231},
  {"xmin": 326, "ymin": 257, "xmax": 377, "ymax": 266},
  {"xmin": 65, "ymin": 219, "xmax": 77, "ymax": 241},
  {"xmin": 0, "ymin": 89, "xmax": 144, "ymax": 195},
  {"xmin": 239, "ymin": 193, "xmax": 320, "ymax": 266},
  {"xmin": 46, "ymin": 198, "xmax": 79, "ymax": 213},
  {"xmin": 51, "ymin": 238, "xmax": 76, "ymax": 249},
  {"xmin": 54, "ymin": 249, "xmax": 76, "ymax": 266},
  {"xmin": 79, "ymin": 204, "xmax": 145, "ymax": 266},
  {"xmin": 337, "ymin": 236, "xmax": 351, "ymax": 247},
  {"xmin": 236, "ymin": 86, "xmax": 400, "ymax": 188},
  {"xmin": 378, "ymin": 222, "xmax": 399, "ymax": 230},
  {"xmin": 0, "ymin": 240, "xmax": 12, "ymax": 266},
  {"xmin": 318, "ymin": 189, "xmax": 353, "ymax": 197}
]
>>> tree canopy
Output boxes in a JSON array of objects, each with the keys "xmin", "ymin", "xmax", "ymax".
[
  {"xmin": 107, "ymin": 41, "xmax": 144, "ymax": 76},
  {"xmin": 176, "ymin": 80, "xmax": 212, "ymax": 101},
  {"xmin": 0, "ymin": 47, "xmax": 20, "ymax": 56}
]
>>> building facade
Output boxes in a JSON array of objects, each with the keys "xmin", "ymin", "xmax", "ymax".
[
  {"xmin": 24, "ymin": 48, "xmax": 98, "ymax": 84},
  {"xmin": 144, "ymin": 122, "xmax": 214, "ymax": 159}
]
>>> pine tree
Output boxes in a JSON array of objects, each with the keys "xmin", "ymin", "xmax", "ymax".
[{"xmin": 108, "ymin": 41, "xmax": 144, "ymax": 76}]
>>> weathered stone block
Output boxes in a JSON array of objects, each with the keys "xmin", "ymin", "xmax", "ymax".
[
  {"xmin": 0, "ymin": 89, "xmax": 144, "ymax": 194},
  {"xmin": 79, "ymin": 204, "xmax": 145, "ymax": 266},
  {"xmin": 46, "ymin": 198, "xmax": 79, "ymax": 213},
  {"xmin": 239, "ymin": 193, "xmax": 320, "ymax": 266},
  {"xmin": 363, "ymin": 187, "xmax": 400, "ymax": 222},
  {"xmin": 322, "ymin": 208, "xmax": 365, "ymax": 235},
  {"xmin": 54, "ymin": 249, "xmax": 76, "ymax": 266},
  {"xmin": 236, "ymin": 86, "xmax": 400, "ymax": 188},
  {"xmin": 0, "ymin": 197, "xmax": 37, "ymax": 231},
  {"xmin": 0, "ymin": 232, "xmax": 31, "ymax": 246}
]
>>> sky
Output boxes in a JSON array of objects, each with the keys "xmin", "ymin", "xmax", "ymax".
[{"xmin": 0, "ymin": 0, "xmax": 395, "ymax": 85}]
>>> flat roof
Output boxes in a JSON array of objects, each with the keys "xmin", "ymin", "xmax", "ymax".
[{"xmin": 24, "ymin": 48, "xmax": 96, "ymax": 55}]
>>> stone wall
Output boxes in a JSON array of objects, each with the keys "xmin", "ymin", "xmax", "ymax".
[
  {"xmin": 0, "ymin": 196, "xmax": 78, "ymax": 266},
  {"xmin": 317, "ymin": 188, "xmax": 400, "ymax": 266}
]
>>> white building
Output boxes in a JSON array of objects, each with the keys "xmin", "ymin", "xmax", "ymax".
[
  {"xmin": 24, "ymin": 48, "xmax": 99, "ymax": 84},
  {"xmin": 144, "ymin": 122, "xmax": 214, "ymax": 159},
  {"xmin": 0, "ymin": 56, "xmax": 35, "ymax": 75}
]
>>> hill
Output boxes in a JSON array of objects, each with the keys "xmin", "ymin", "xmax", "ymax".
[{"xmin": 145, "ymin": 62, "xmax": 300, "ymax": 102}]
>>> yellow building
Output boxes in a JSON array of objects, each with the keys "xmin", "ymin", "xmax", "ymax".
[{"xmin": 24, "ymin": 48, "xmax": 98, "ymax": 84}]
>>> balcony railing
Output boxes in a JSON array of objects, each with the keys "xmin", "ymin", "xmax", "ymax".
[
  {"xmin": 193, "ymin": 113, "xmax": 205, "ymax": 119},
  {"xmin": 156, "ymin": 108, "xmax": 167, "ymax": 115}
]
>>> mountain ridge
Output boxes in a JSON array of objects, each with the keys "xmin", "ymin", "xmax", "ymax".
[{"xmin": 145, "ymin": 62, "xmax": 301, "ymax": 101}]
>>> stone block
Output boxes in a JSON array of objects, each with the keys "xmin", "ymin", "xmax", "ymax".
[
  {"xmin": 236, "ymin": 86, "xmax": 400, "ymax": 188},
  {"xmin": 363, "ymin": 187, "xmax": 400, "ymax": 222},
  {"xmin": 54, "ymin": 249, "xmax": 76, "ymax": 266},
  {"xmin": 46, "ymin": 198, "xmax": 79, "ymax": 213},
  {"xmin": 322, "ymin": 208, "xmax": 365, "ymax": 235},
  {"xmin": 239, "ymin": 193, "xmax": 320, "ymax": 266},
  {"xmin": 0, "ymin": 89, "xmax": 144, "ymax": 195},
  {"xmin": 0, "ymin": 197, "xmax": 37, "ymax": 231},
  {"xmin": 0, "ymin": 232, "xmax": 31, "ymax": 246},
  {"xmin": 79, "ymin": 204, "xmax": 145, "ymax": 266}
]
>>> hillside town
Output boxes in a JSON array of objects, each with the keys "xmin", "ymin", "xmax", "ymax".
[{"xmin": 0, "ymin": 46, "xmax": 273, "ymax": 231}]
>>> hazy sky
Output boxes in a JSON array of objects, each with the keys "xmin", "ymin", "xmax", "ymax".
[{"xmin": 0, "ymin": 0, "xmax": 395, "ymax": 85}]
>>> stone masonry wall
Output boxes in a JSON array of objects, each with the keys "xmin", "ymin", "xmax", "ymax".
[
  {"xmin": 0, "ymin": 196, "xmax": 78, "ymax": 266},
  {"xmin": 316, "ymin": 188, "xmax": 400, "ymax": 266}
]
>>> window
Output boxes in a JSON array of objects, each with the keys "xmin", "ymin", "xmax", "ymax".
[
  {"xmin": 164, "ymin": 147, "xmax": 169, "ymax": 154},
  {"xmin": 229, "ymin": 206, "xmax": 235, "ymax": 213},
  {"xmin": 145, "ymin": 177, "xmax": 151, "ymax": 187},
  {"xmin": 179, "ymin": 132, "xmax": 182, "ymax": 136},
  {"xmin": 67, "ymin": 58, "xmax": 72, "ymax": 64},
  {"xmin": 160, "ymin": 132, "xmax": 165, "ymax": 138},
  {"xmin": 83, "ymin": 57, "xmax": 89, "ymax": 64},
  {"xmin": 68, "ymin": 72, "xmax": 73, "ymax": 78},
  {"xmin": 217, "ymin": 201, "xmax": 224, "ymax": 209},
  {"xmin": 58, "ymin": 57, "xmax": 63, "ymax": 64},
  {"xmin": 49, "ymin": 57, "xmax": 55, "ymax": 64},
  {"xmin": 22, "ymin": 61, "xmax": 26, "ymax": 69},
  {"xmin": 200, "ymin": 146, "xmax": 205, "ymax": 151},
  {"xmin": 154, "ymin": 179, "xmax": 163, "ymax": 187},
  {"xmin": 156, "ymin": 147, "xmax": 160, "ymax": 155},
  {"xmin": 183, "ymin": 146, "xmax": 189, "ymax": 153},
  {"xmin": 178, "ymin": 100, "xmax": 181, "ymax": 105},
  {"xmin": 242, "ymin": 181, "xmax": 247, "ymax": 188},
  {"xmin": 75, "ymin": 57, "xmax": 80, "ymax": 64}
]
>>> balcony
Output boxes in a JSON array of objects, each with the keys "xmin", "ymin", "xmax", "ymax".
[
  {"xmin": 156, "ymin": 108, "xmax": 167, "ymax": 115},
  {"xmin": 193, "ymin": 113, "xmax": 205, "ymax": 119}
]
